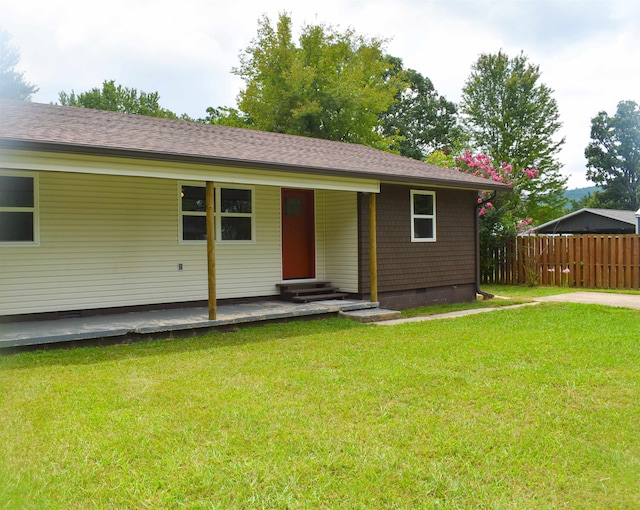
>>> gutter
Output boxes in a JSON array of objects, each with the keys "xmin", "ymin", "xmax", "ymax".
[{"xmin": 475, "ymin": 192, "xmax": 497, "ymax": 300}]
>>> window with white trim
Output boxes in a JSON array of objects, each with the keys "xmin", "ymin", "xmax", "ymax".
[
  {"xmin": 411, "ymin": 190, "xmax": 436, "ymax": 242},
  {"xmin": 0, "ymin": 172, "xmax": 38, "ymax": 244},
  {"xmin": 219, "ymin": 188, "xmax": 252, "ymax": 241},
  {"xmin": 179, "ymin": 184, "xmax": 254, "ymax": 242}
]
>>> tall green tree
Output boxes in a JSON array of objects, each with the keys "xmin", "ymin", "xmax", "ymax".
[
  {"xmin": 380, "ymin": 57, "xmax": 463, "ymax": 160},
  {"xmin": 460, "ymin": 50, "xmax": 567, "ymax": 224},
  {"xmin": 585, "ymin": 100, "xmax": 640, "ymax": 210},
  {"xmin": 58, "ymin": 80, "xmax": 185, "ymax": 119},
  {"xmin": 214, "ymin": 13, "xmax": 404, "ymax": 150},
  {"xmin": 0, "ymin": 28, "xmax": 38, "ymax": 100}
]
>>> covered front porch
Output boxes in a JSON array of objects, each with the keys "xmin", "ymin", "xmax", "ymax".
[
  {"xmin": 0, "ymin": 156, "xmax": 380, "ymax": 320},
  {"xmin": 0, "ymin": 299, "xmax": 383, "ymax": 350}
]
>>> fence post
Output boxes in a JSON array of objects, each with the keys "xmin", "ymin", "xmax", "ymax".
[
  {"xmin": 631, "ymin": 235, "xmax": 640, "ymax": 289},
  {"xmin": 576, "ymin": 236, "xmax": 584, "ymax": 288},
  {"xmin": 615, "ymin": 235, "xmax": 623, "ymax": 289}
]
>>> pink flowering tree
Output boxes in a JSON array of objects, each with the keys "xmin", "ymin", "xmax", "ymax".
[{"xmin": 455, "ymin": 151, "xmax": 540, "ymax": 277}]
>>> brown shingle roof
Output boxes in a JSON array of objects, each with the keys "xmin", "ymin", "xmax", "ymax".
[{"xmin": 0, "ymin": 99, "xmax": 508, "ymax": 190}]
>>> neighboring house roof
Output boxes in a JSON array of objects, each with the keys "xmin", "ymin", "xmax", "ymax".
[
  {"xmin": 534, "ymin": 208, "xmax": 638, "ymax": 234},
  {"xmin": 0, "ymin": 99, "xmax": 509, "ymax": 191}
]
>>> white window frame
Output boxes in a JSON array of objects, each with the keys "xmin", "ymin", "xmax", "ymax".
[
  {"xmin": 410, "ymin": 190, "xmax": 436, "ymax": 242},
  {"xmin": 0, "ymin": 170, "xmax": 39, "ymax": 246},
  {"xmin": 178, "ymin": 182, "xmax": 255, "ymax": 244},
  {"xmin": 217, "ymin": 186, "xmax": 255, "ymax": 243},
  {"xmin": 179, "ymin": 182, "xmax": 206, "ymax": 244}
]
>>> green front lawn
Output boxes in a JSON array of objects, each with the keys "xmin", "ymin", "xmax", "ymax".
[
  {"xmin": 2, "ymin": 303, "xmax": 639, "ymax": 508},
  {"xmin": 482, "ymin": 284, "xmax": 581, "ymax": 298},
  {"xmin": 399, "ymin": 296, "xmax": 530, "ymax": 318}
]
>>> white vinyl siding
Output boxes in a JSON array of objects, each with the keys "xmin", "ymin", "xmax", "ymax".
[
  {"xmin": 0, "ymin": 171, "xmax": 360, "ymax": 317},
  {"xmin": 0, "ymin": 172, "xmax": 282, "ymax": 315},
  {"xmin": 216, "ymin": 185, "xmax": 281, "ymax": 298},
  {"xmin": 316, "ymin": 190, "xmax": 358, "ymax": 293},
  {"xmin": 314, "ymin": 191, "xmax": 326, "ymax": 281}
]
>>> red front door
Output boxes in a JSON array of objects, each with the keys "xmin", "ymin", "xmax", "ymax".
[{"xmin": 281, "ymin": 188, "xmax": 315, "ymax": 280}]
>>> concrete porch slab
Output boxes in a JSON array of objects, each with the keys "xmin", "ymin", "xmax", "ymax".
[{"xmin": 0, "ymin": 299, "xmax": 379, "ymax": 350}]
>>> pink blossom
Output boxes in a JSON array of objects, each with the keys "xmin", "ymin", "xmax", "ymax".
[
  {"xmin": 563, "ymin": 267, "xmax": 571, "ymax": 274},
  {"xmin": 486, "ymin": 202, "xmax": 493, "ymax": 209},
  {"xmin": 479, "ymin": 207, "xmax": 486, "ymax": 216},
  {"xmin": 518, "ymin": 217, "xmax": 534, "ymax": 228},
  {"xmin": 455, "ymin": 152, "xmax": 526, "ymax": 188}
]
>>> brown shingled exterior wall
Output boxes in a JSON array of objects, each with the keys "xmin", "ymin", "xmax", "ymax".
[{"xmin": 358, "ymin": 184, "xmax": 477, "ymax": 309}]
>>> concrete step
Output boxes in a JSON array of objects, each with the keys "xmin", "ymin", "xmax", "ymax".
[
  {"xmin": 278, "ymin": 281, "xmax": 348, "ymax": 303},
  {"xmin": 283, "ymin": 286, "xmax": 340, "ymax": 297},
  {"xmin": 276, "ymin": 281, "xmax": 330, "ymax": 292},
  {"xmin": 339, "ymin": 307, "xmax": 401, "ymax": 323},
  {"xmin": 292, "ymin": 292, "xmax": 348, "ymax": 303}
]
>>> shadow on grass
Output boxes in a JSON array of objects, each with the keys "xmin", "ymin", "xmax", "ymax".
[{"xmin": 0, "ymin": 316, "xmax": 365, "ymax": 370}]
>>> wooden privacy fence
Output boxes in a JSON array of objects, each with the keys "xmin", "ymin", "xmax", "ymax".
[{"xmin": 483, "ymin": 234, "xmax": 640, "ymax": 289}]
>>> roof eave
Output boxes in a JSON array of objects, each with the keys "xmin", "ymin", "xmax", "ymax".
[
  {"xmin": 585, "ymin": 208, "xmax": 637, "ymax": 225},
  {"xmin": 533, "ymin": 208, "xmax": 588, "ymax": 231},
  {"xmin": 0, "ymin": 138, "xmax": 511, "ymax": 192},
  {"xmin": 379, "ymin": 176, "xmax": 510, "ymax": 192},
  {"xmin": 534, "ymin": 207, "xmax": 637, "ymax": 232}
]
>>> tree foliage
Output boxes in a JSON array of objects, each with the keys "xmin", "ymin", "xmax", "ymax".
[
  {"xmin": 456, "ymin": 151, "xmax": 538, "ymax": 277},
  {"xmin": 568, "ymin": 191, "xmax": 599, "ymax": 212},
  {"xmin": 460, "ymin": 50, "xmax": 567, "ymax": 224},
  {"xmin": 58, "ymin": 80, "xmax": 185, "ymax": 119},
  {"xmin": 0, "ymin": 28, "xmax": 38, "ymax": 100},
  {"xmin": 379, "ymin": 57, "xmax": 463, "ymax": 160},
  {"xmin": 216, "ymin": 13, "xmax": 404, "ymax": 150},
  {"xmin": 585, "ymin": 100, "xmax": 640, "ymax": 210},
  {"xmin": 199, "ymin": 106, "xmax": 247, "ymax": 127},
  {"xmin": 424, "ymin": 149, "xmax": 456, "ymax": 168}
]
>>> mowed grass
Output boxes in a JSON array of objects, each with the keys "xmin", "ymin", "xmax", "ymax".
[
  {"xmin": 2, "ymin": 303, "xmax": 640, "ymax": 508},
  {"xmin": 400, "ymin": 297, "xmax": 530, "ymax": 318}
]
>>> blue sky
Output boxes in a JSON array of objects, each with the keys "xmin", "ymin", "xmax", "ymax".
[{"xmin": 2, "ymin": 0, "xmax": 639, "ymax": 188}]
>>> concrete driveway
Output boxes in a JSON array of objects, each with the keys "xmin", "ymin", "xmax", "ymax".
[
  {"xmin": 535, "ymin": 292, "xmax": 640, "ymax": 310},
  {"xmin": 376, "ymin": 291, "xmax": 640, "ymax": 326}
]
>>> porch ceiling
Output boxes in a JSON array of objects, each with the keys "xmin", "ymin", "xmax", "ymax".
[{"xmin": 0, "ymin": 148, "xmax": 380, "ymax": 193}]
